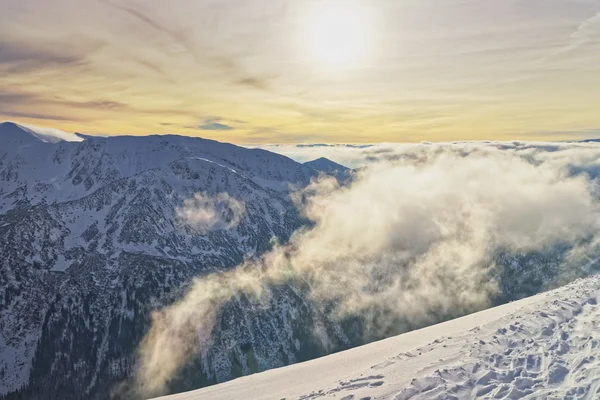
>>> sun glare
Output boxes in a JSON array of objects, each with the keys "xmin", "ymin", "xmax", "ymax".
[{"xmin": 303, "ymin": 1, "xmax": 371, "ymax": 70}]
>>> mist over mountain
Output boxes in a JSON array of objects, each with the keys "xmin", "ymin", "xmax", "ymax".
[{"xmin": 2, "ymin": 122, "xmax": 600, "ymax": 400}]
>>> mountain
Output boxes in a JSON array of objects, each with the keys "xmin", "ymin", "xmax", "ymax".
[
  {"xmin": 303, "ymin": 157, "xmax": 351, "ymax": 182},
  {"xmin": 0, "ymin": 122, "xmax": 346, "ymax": 400},
  {"xmin": 153, "ymin": 274, "xmax": 600, "ymax": 400},
  {"xmin": 1, "ymin": 122, "xmax": 598, "ymax": 400},
  {"xmin": 0, "ymin": 121, "xmax": 83, "ymax": 145}
]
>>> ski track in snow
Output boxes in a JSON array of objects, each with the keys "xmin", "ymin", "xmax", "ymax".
[{"xmin": 153, "ymin": 275, "xmax": 600, "ymax": 400}]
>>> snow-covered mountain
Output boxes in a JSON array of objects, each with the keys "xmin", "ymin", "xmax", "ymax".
[
  {"xmin": 1, "ymin": 122, "xmax": 599, "ymax": 400},
  {"xmin": 0, "ymin": 122, "xmax": 83, "ymax": 146},
  {"xmin": 303, "ymin": 157, "xmax": 352, "ymax": 182},
  {"xmin": 0, "ymin": 122, "xmax": 335, "ymax": 400},
  {"xmin": 155, "ymin": 274, "xmax": 600, "ymax": 400}
]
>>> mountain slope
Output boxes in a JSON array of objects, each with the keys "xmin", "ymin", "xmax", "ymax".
[
  {"xmin": 0, "ymin": 124, "xmax": 332, "ymax": 399},
  {"xmin": 153, "ymin": 274, "xmax": 600, "ymax": 400}
]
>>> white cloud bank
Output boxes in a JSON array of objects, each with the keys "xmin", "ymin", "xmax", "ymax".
[
  {"xmin": 258, "ymin": 140, "xmax": 600, "ymax": 170},
  {"xmin": 134, "ymin": 141, "xmax": 600, "ymax": 397}
]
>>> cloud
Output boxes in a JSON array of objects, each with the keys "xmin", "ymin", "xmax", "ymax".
[
  {"xmin": 522, "ymin": 128, "xmax": 600, "ymax": 139},
  {"xmin": 13, "ymin": 122, "xmax": 84, "ymax": 143},
  {"xmin": 176, "ymin": 192, "xmax": 245, "ymax": 233},
  {"xmin": 0, "ymin": 40, "xmax": 96, "ymax": 74},
  {"xmin": 134, "ymin": 140, "xmax": 600, "ymax": 397},
  {"xmin": 258, "ymin": 140, "xmax": 600, "ymax": 168},
  {"xmin": 0, "ymin": 88, "xmax": 131, "ymax": 123},
  {"xmin": 98, "ymin": 0, "xmax": 275, "ymax": 92},
  {"xmin": 2, "ymin": 0, "xmax": 600, "ymax": 140},
  {"xmin": 234, "ymin": 76, "xmax": 272, "ymax": 91},
  {"xmin": 0, "ymin": 110, "xmax": 80, "ymax": 122},
  {"xmin": 0, "ymin": 87, "xmax": 190, "ymax": 126},
  {"xmin": 98, "ymin": 0, "xmax": 183, "ymax": 42},
  {"xmin": 255, "ymin": 143, "xmax": 380, "ymax": 167},
  {"xmin": 70, "ymin": 100, "xmax": 130, "ymax": 110},
  {"xmin": 295, "ymin": 144, "xmax": 372, "ymax": 148},
  {"xmin": 0, "ymin": 89, "xmax": 38, "ymax": 104},
  {"xmin": 539, "ymin": 9, "xmax": 600, "ymax": 62},
  {"xmin": 197, "ymin": 119, "xmax": 235, "ymax": 131},
  {"xmin": 566, "ymin": 10, "xmax": 600, "ymax": 51}
]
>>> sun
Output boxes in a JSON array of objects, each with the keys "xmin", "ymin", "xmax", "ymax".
[{"xmin": 303, "ymin": 1, "xmax": 371, "ymax": 70}]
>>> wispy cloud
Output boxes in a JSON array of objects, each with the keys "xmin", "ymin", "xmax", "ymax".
[
  {"xmin": 197, "ymin": 119, "xmax": 235, "ymax": 131},
  {"xmin": 99, "ymin": 0, "xmax": 275, "ymax": 91},
  {"xmin": 566, "ymin": 10, "xmax": 600, "ymax": 52},
  {"xmin": 539, "ymin": 8, "xmax": 600, "ymax": 62},
  {"xmin": 0, "ymin": 87, "xmax": 130, "ymax": 122},
  {"xmin": 0, "ymin": 40, "xmax": 98, "ymax": 74},
  {"xmin": 0, "ymin": 110, "xmax": 80, "ymax": 122},
  {"xmin": 234, "ymin": 76, "xmax": 272, "ymax": 91}
]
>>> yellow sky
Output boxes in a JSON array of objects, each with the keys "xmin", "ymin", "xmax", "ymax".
[{"xmin": 2, "ymin": 0, "xmax": 600, "ymax": 143}]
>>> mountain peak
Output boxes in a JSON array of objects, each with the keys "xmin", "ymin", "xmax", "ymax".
[
  {"xmin": 0, "ymin": 121, "xmax": 83, "ymax": 144},
  {"xmin": 304, "ymin": 157, "xmax": 349, "ymax": 173},
  {"xmin": 304, "ymin": 157, "xmax": 352, "ymax": 183}
]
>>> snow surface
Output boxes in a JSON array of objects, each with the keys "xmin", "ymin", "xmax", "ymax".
[{"xmin": 152, "ymin": 274, "xmax": 600, "ymax": 400}]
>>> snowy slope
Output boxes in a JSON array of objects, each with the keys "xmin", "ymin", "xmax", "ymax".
[{"xmin": 153, "ymin": 274, "xmax": 600, "ymax": 400}]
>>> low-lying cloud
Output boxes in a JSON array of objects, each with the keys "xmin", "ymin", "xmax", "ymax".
[
  {"xmin": 257, "ymin": 140, "xmax": 600, "ymax": 169},
  {"xmin": 135, "ymin": 141, "xmax": 600, "ymax": 397},
  {"xmin": 176, "ymin": 192, "xmax": 245, "ymax": 233}
]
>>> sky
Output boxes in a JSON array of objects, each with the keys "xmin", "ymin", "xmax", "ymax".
[{"xmin": 1, "ymin": 0, "xmax": 600, "ymax": 144}]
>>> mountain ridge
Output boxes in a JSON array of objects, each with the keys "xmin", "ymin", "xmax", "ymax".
[{"xmin": 0, "ymin": 123, "xmax": 336, "ymax": 399}]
